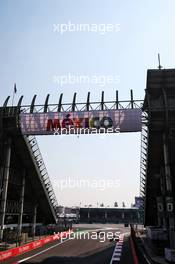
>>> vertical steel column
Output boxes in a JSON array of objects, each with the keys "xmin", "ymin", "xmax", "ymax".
[
  {"xmin": 101, "ymin": 91, "xmax": 104, "ymax": 110},
  {"xmin": 0, "ymin": 137, "xmax": 11, "ymax": 241},
  {"xmin": 105, "ymin": 211, "xmax": 107, "ymax": 221},
  {"xmin": 163, "ymin": 133, "xmax": 172, "ymax": 193},
  {"xmin": 122, "ymin": 212, "xmax": 125, "ymax": 221},
  {"xmin": 116, "ymin": 90, "xmax": 119, "ymax": 110},
  {"xmin": 137, "ymin": 211, "xmax": 140, "ymax": 223},
  {"xmin": 130, "ymin": 90, "xmax": 134, "ymax": 109},
  {"xmin": 32, "ymin": 205, "xmax": 37, "ymax": 240},
  {"xmin": 18, "ymin": 169, "xmax": 26, "ymax": 237},
  {"xmin": 86, "ymin": 92, "xmax": 90, "ymax": 111},
  {"xmin": 160, "ymin": 167, "xmax": 167, "ymax": 228}
]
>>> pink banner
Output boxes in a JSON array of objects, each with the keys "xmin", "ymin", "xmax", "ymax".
[{"xmin": 20, "ymin": 109, "xmax": 142, "ymax": 135}]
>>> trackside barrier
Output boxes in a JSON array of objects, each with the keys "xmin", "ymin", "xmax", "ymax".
[
  {"xmin": 0, "ymin": 229, "xmax": 73, "ymax": 262},
  {"xmin": 130, "ymin": 225, "xmax": 153, "ymax": 264},
  {"xmin": 130, "ymin": 225, "xmax": 139, "ymax": 264}
]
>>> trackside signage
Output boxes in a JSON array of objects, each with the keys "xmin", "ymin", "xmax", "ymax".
[
  {"xmin": 0, "ymin": 230, "xmax": 72, "ymax": 262},
  {"xmin": 20, "ymin": 109, "xmax": 142, "ymax": 135}
]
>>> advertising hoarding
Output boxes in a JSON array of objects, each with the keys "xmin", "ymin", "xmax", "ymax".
[{"xmin": 20, "ymin": 109, "xmax": 142, "ymax": 135}]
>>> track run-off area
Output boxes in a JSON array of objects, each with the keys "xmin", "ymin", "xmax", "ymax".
[{"xmin": 4, "ymin": 224, "xmax": 138, "ymax": 264}]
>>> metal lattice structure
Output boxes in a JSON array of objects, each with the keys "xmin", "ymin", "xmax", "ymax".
[
  {"xmin": 0, "ymin": 89, "xmax": 145, "ymax": 241},
  {"xmin": 139, "ymin": 111, "xmax": 149, "ymax": 211},
  {"xmin": 143, "ymin": 69, "xmax": 175, "ymax": 237},
  {"xmin": 0, "ymin": 106, "xmax": 60, "ymax": 241},
  {"xmin": 24, "ymin": 135, "xmax": 58, "ymax": 220},
  {"xmin": 3, "ymin": 90, "xmax": 143, "ymax": 114}
]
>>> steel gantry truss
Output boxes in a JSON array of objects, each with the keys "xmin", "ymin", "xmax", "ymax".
[
  {"xmin": 24, "ymin": 135, "xmax": 59, "ymax": 221},
  {"xmin": 139, "ymin": 111, "xmax": 149, "ymax": 209},
  {"xmin": 1, "ymin": 89, "xmax": 145, "ymax": 228},
  {"xmin": 3, "ymin": 90, "xmax": 143, "ymax": 113}
]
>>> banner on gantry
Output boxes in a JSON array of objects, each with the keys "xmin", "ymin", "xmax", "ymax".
[{"xmin": 20, "ymin": 109, "xmax": 142, "ymax": 135}]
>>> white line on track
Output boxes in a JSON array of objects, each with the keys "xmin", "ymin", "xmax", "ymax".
[
  {"xmin": 109, "ymin": 234, "xmax": 124, "ymax": 264},
  {"xmin": 15, "ymin": 238, "xmax": 71, "ymax": 263},
  {"xmin": 14, "ymin": 227, "xmax": 116, "ymax": 263},
  {"xmin": 113, "ymin": 257, "xmax": 120, "ymax": 261},
  {"xmin": 115, "ymin": 249, "xmax": 122, "ymax": 252}
]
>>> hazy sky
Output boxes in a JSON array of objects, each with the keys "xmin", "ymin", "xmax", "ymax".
[{"xmin": 1, "ymin": 0, "xmax": 175, "ymax": 207}]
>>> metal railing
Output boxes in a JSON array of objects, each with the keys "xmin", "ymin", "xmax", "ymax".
[
  {"xmin": 140, "ymin": 112, "xmax": 149, "ymax": 211},
  {"xmin": 24, "ymin": 135, "xmax": 58, "ymax": 223}
]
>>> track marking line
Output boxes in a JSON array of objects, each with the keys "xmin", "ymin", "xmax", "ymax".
[
  {"xmin": 11, "ymin": 227, "xmax": 109, "ymax": 263},
  {"xmin": 110, "ymin": 234, "xmax": 124, "ymax": 264},
  {"xmin": 113, "ymin": 257, "xmax": 120, "ymax": 261},
  {"xmin": 11, "ymin": 228, "xmax": 121, "ymax": 264},
  {"xmin": 115, "ymin": 246, "xmax": 122, "ymax": 249},
  {"xmin": 15, "ymin": 238, "xmax": 71, "ymax": 263},
  {"xmin": 113, "ymin": 253, "xmax": 121, "ymax": 256},
  {"xmin": 115, "ymin": 249, "xmax": 122, "ymax": 252}
]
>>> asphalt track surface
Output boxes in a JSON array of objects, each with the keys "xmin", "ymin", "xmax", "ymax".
[{"xmin": 5, "ymin": 224, "xmax": 135, "ymax": 264}]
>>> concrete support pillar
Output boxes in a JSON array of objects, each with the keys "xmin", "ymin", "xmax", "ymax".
[
  {"xmin": 137, "ymin": 211, "xmax": 140, "ymax": 223},
  {"xmin": 163, "ymin": 133, "xmax": 172, "ymax": 193},
  {"xmin": 18, "ymin": 170, "xmax": 26, "ymax": 238},
  {"xmin": 105, "ymin": 211, "xmax": 107, "ymax": 221},
  {"xmin": 0, "ymin": 138, "xmax": 11, "ymax": 241},
  {"xmin": 32, "ymin": 204, "xmax": 37, "ymax": 240},
  {"xmin": 122, "ymin": 212, "xmax": 125, "ymax": 220},
  {"xmin": 160, "ymin": 168, "xmax": 167, "ymax": 228}
]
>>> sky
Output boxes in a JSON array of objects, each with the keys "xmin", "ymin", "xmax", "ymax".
[{"xmin": 1, "ymin": 0, "xmax": 175, "ymax": 207}]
